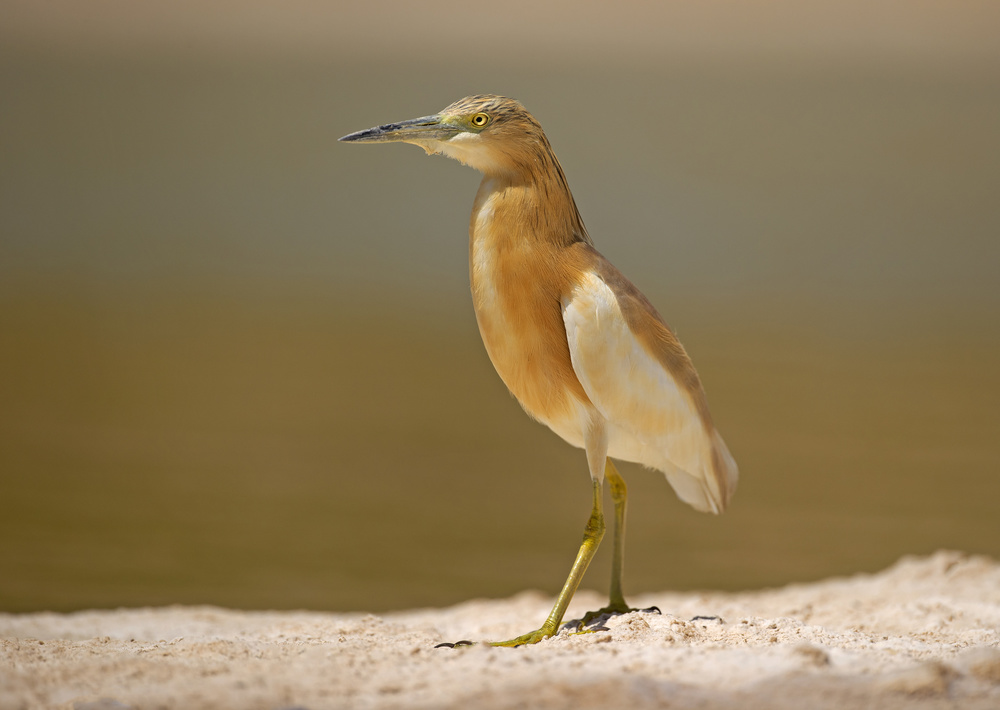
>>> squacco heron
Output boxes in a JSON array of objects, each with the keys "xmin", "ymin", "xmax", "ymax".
[{"xmin": 340, "ymin": 95, "xmax": 737, "ymax": 647}]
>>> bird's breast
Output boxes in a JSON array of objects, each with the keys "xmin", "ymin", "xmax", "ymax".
[{"xmin": 469, "ymin": 188, "xmax": 591, "ymax": 441}]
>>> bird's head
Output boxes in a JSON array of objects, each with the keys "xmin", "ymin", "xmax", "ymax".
[{"xmin": 339, "ymin": 95, "xmax": 549, "ymax": 177}]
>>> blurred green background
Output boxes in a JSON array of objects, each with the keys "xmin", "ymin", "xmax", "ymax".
[{"xmin": 1, "ymin": 2, "xmax": 998, "ymax": 614}]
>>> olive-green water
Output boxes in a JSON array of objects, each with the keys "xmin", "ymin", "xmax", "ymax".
[{"xmin": 1, "ymin": 49, "xmax": 998, "ymax": 613}]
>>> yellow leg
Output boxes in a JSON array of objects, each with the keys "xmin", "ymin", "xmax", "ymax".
[
  {"xmin": 490, "ymin": 478, "xmax": 605, "ymax": 646},
  {"xmin": 580, "ymin": 460, "xmax": 657, "ymax": 625},
  {"xmin": 606, "ymin": 459, "xmax": 630, "ymax": 611}
]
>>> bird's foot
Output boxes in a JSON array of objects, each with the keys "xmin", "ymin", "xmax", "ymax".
[
  {"xmin": 576, "ymin": 601, "xmax": 661, "ymax": 629},
  {"xmin": 435, "ymin": 624, "xmax": 563, "ymax": 648},
  {"xmin": 488, "ymin": 623, "xmax": 560, "ymax": 647}
]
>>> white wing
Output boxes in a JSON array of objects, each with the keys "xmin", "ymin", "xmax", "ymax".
[{"xmin": 562, "ymin": 270, "xmax": 737, "ymax": 513}]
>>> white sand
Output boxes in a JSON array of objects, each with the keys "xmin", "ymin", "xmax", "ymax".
[{"xmin": 2, "ymin": 550, "xmax": 999, "ymax": 710}]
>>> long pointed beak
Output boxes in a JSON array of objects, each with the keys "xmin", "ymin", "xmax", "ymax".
[{"xmin": 338, "ymin": 114, "xmax": 462, "ymax": 144}]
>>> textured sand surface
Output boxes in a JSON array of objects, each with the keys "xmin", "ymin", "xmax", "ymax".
[{"xmin": 2, "ymin": 551, "xmax": 999, "ymax": 710}]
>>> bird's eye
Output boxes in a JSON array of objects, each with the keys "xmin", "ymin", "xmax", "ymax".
[{"xmin": 471, "ymin": 113, "xmax": 491, "ymax": 128}]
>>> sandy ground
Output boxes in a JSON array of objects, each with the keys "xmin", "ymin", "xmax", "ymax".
[{"xmin": 2, "ymin": 551, "xmax": 999, "ymax": 710}]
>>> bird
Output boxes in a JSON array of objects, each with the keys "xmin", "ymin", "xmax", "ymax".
[{"xmin": 339, "ymin": 95, "xmax": 737, "ymax": 646}]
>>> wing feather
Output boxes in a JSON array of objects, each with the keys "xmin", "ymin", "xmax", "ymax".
[{"xmin": 561, "ymin": 262, "xmax": 737, "ymax": 513}]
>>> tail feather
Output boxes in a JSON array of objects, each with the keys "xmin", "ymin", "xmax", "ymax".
[
  {"xmin": 663, "ymin": 429, "xmax": 738, "ymax": 514},
  {"xmin": 709, "ymin": 429, "xmax": 739, "ymax": 512}
]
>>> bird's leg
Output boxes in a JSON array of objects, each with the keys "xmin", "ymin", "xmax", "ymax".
[
  {"xmin": 580, "ymin": 460, "xmax": 659, "ymax": 625},
  {"xmin": 490, "ymin": 478, "xmax": 605, "ymax": 647},
  {"xmin": 605, "ymin": 458, "xmax": 630, "ymax": 612}
]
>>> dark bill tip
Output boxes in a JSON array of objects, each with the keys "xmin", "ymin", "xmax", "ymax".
[
  {"xmin": 338, "ymin": 126, "xmax": 385, "ymax": 143},
  {"xmin": 338, "ymin": 114, "xmax": 459, "ymax": 144}
]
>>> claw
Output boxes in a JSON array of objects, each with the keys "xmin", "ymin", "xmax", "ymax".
[{"xmin": 573, "ymin": 623, "xmax": 610, "ymax": 635}]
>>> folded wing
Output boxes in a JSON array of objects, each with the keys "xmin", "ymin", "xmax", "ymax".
[{"xmin": 561, "ymin": 259, "xmax": 737, "ymax": 513}]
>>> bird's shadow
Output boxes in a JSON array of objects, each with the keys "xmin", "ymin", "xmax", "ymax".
[{"xmin": 561, "ymin": 605, "xmax": 664, "ymax": 634}]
